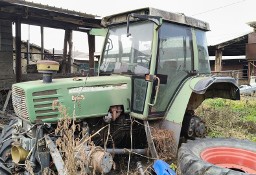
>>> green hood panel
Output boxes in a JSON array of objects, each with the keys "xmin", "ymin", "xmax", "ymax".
[{"xmin": 12, "ymin": 75, "xmax": 132, "ymax": 123}]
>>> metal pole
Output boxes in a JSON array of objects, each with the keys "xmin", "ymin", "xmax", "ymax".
[
  {"xmin": 106, "ymin": 148, "xmax": 147, "ymax": 155},
  {"xmin": 40, "ymin": 26, "xmax": 44, "ymax": 60}
]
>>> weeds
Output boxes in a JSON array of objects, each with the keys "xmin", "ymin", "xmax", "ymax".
[
  {"xmin": 53, "ymin": 103, "xmax": 89, "ymax": 174},
  {"xmin": 196, "ymin": 97, "xmax": 256, "ymax": 141},
  {"xmin": 51, "ymin": 101, "xmax": 116, "ymax": 175},
  {"xmin": 46, "ymin": 96, "xmax": 256, "ymax": 174},
  {"xmin": 152, "ymin": 128, "xmax": 176, "ymax": 161}
]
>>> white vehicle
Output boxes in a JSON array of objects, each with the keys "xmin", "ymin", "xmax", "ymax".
[{"xmin": 239, "ymin": 84, "xmax": 256, "ymax": 95}]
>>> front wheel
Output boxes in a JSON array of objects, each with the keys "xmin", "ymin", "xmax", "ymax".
[
  {"xmin": 178, "ymin": 138, "xmax": 256, "ymax": 175},
  {"xmin": 0, "ymin": 119, "xmax": 18, "ymax": 175}
]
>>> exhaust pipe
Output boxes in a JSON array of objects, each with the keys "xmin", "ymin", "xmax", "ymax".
[{"xmin": 11, "ymin": 145, "xmax": 29, "ymax": 163}]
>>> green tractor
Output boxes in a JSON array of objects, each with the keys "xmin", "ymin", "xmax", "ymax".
[{"xmin": 1, "ymin": 7, "xmax": 256, "ymax": 175}]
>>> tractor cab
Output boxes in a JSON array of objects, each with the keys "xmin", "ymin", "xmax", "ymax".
[{"xmin": 99, "ymin": 8, "xmax": 211, "ymax": 119}]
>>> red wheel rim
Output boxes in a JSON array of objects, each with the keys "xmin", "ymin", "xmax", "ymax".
[{"xmin": 201, "ymin": 147, "xmax": 256, "ymax": 173}]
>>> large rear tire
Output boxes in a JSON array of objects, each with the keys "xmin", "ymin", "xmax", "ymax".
[
  {"xmin": 178, "ymin": 138, "xmax": 256, "ymax": 175},
  {"xmin": 0, "ymin": 119, "xmax": 18, "ymax": 175}
]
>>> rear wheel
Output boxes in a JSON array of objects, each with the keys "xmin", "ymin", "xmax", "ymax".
[{"xmin": 178, "ymin": 138, "xmax": 256, "ymax": 175}]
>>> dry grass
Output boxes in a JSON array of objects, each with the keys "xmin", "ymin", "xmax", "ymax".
[
  {"xmin": 49, "ymin": 96, "xmax": 256, "ymax": 174},
  {"xmin": 52, "ymin": 103, "xmax": 177, "ymax": 174},
  {"xmin": 151, "ymin": 128, "xmax": 177, "ymax": 161},
  {"xmin": 53, "ymin": 104, "xmax": 89, "ymax": 174},
  {"xmin": 43, "ymin": 168, "xmax": 56, "ymax": 175}
]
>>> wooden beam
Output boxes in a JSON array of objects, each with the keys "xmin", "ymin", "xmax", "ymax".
[
  {"xmin": 88, "ymin": 34, "xmax": 95, "ymax": 76},
  {"xmin": 215, "ymin": 48, "xmax": 222, "ymax": 72},
  {"xmin": 15, "ymin": 19, "xmax": 21, "ymax": 82}
]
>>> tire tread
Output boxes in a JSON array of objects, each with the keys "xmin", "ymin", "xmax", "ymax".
[{"xmin": 178, "ymin": 138, "xmax": 255, "ymax": 175}]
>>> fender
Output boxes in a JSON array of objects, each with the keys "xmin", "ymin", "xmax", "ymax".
[
  {"xmin": 154, "ymin": 75, "xmax": 240, "ymax": 150},
  {"xmin": 187, "ymin": 76, "xmax": 240, "ymax": 111}
]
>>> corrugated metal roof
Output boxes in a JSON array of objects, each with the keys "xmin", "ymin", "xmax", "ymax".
[
  {"xmin": 0, "ymin": 0, "xmax": 102, "ymax": 30},
  {"xmin": 208, "ymin": 33, "xmax": 250, "ymax": 56},
  {"xmin": 1, "ymin": 0, "xmax": 96, "ymax": 18},
  {"xmin": 247, "ymin": 21, "xmax": 256, "ymax": 29}
]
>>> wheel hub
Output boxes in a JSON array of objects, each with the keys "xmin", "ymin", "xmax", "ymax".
[{"xmin": 201, "ymin": 147, "xmax": 256, "ymax": 174}]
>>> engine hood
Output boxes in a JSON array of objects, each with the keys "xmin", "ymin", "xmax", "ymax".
[{"xmin": 12, "ymin": 75, "xmax": 132, "ymax": 123}]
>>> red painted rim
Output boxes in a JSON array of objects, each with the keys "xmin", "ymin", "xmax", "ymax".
[{"xmin": 201, "ymin": 147, "xmax": 256, "ymax": 174}]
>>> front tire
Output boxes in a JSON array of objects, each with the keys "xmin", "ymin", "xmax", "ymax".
[
  {"xmin": 0, "ymin": 119, "xmax": 18, "ymax": 175},
  {"xmin": 178, "ymin": 138, "xmax": 256, "ymax": 175}
]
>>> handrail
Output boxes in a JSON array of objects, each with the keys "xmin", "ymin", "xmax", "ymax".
[{"xmin": 148, "ymin": 76, "xmax": 160, "ymax": 106}]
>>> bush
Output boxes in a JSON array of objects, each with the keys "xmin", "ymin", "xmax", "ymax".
[{"xmin": 196, "ymin": 97, "xmax": 256, "ymax": 142}]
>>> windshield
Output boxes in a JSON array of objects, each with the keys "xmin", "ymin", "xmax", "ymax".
[{"xmin": 100, "ymin": 22, "xmax": 154, "ymax": 75}]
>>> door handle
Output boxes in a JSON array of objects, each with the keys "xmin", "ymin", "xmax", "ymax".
[{"xmin": 148, "ymin": 76, "xmax": 160, "ymax": 106}]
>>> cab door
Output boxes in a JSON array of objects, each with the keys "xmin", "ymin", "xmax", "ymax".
[
  {"xmin": 148, "ymin": 23, "xmax": 193, "ymax": 117},
  {"xmin": 131, "ymin": 23, "xmax": 158, "ymax": 116}
]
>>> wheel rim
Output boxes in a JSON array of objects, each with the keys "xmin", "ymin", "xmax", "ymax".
[{"xmin": 201, "ymin": 147, "xmax": 256, "ymax": 173}]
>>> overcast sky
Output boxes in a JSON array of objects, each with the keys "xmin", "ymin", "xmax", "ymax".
[{"xmin": 23, "ymin": 0, "xmax": 256, "ymax": 52}]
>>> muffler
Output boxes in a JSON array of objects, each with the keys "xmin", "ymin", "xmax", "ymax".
[{"xmin": 11, "ymin": 145, "xmax": 29, "ymax": 163}]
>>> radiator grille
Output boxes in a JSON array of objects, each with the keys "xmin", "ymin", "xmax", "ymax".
[
  {"xmin": 33, "ymin": 90, "xmax": 59, "ymax": 120},
  {"xmin": 12, "ymin": 86, "xmax": 29, "ymax": 119}
]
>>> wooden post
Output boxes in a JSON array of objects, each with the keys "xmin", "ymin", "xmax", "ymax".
[
  {"xmin": 253, "ymin": 61, "xmax": 255, "ymax": 78},
  {"xmin": 67, "ymin": 30, "xmax": 73, "ymax": 73},
  {"xmin": 27, "ymin": 39, "xmax": 30, "ymax": 65},
  {"xmin": 27, "ymin": 25, "xmax": 30, "ymax": 65},
  {"xmin": 62, "ymin": 30, "xmax": 68, "ymax": 73},
  {"xmin": 248, "ymin": 61, "xmax": 251, "ymax": 83},
  {"xmin": 215, "ymin": 48, "xmax": 222, "ymax": 72},
  {"xmin": 88, "ymin": 34, "xmax": 95, "ymax": 76},
  {"xmin": 41, "ymin": 26, "xmax": 44, "ymax": 60},
  {"xmin": 15, "ymin": 19, "xmax": 22, "ymax": 82},
  {"xmin": 52, "ymin": 48, "xmax": 55, "ymax": 60}
]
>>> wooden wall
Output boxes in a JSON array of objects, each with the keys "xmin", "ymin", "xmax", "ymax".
[
  {"xmin": 0, "ymin": 20, "xmax": 14, "ymax": 89},
  {"xmin": 210, "ymin": 59, "xmax": 246, "ymax": 73}
]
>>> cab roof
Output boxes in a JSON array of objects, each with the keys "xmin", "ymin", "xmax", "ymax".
[{"xmin": 102, "ymin": 7, "xmax": 210, "ymax": 31}]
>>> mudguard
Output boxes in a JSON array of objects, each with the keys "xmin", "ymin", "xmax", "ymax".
[
  {"xmin": 155, "ymin": 75, "xmax": 240, "ymax": 150},
  {"xmin": 166, "ymin": 75, "xmax": 239, "ymax": 124},
  {"xmin": 192, "ymin": 76, "xmax": 240, "ymax": 100}
]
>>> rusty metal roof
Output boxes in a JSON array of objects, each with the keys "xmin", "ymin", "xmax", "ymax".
[
  {"xmin": 247, "ymin": 21, "xmax": 256, "ymax": 29},
  {"xmin": 102, "ymin": 7, "xmax": 210, "ymax": 31},
  {"xmin": 208, "ymin": 33, "xmax": 250, "ymax": 56},
  {"xmin": 0, "ymin": 0, "xmax": 101, "ymax": 30}
]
